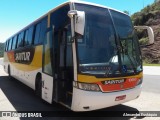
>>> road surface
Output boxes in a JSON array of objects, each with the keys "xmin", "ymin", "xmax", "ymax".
[{"xmin": 0, "ymin": 58, "xmax": 159, "ymax": 120}]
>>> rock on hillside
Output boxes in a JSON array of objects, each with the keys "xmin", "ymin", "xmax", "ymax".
[
  {"xmin": 142, "ymin": 25, "xmax": 160, "ymax": 63},
  {"xmin": 131, "ymin": 1, "xmax": 160, "ymax": 63}
]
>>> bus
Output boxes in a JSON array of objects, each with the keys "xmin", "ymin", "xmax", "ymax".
[{"xmin": 3, "ymin": 1, "xmax": 153, "ymax": 111}]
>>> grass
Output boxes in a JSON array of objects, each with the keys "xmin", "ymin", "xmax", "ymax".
[{"xmin": 143, "ymin": 63, "xmax": 160, "ymax": 66}]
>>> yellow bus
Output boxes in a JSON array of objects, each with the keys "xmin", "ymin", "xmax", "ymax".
[{"xmin": 3, "ymin": 1, "xmax": 153, "ymax": 111}]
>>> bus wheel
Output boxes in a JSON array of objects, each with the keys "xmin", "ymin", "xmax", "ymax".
[
  {"xmin": 35, "ymin": 74, "xmax": 42, "ymax": 98},
  {"xmin": 8, "ymin": 66, "xmax": 12, "ymax": 79}
]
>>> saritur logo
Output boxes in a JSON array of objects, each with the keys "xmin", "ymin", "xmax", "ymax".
[
  {"xmin": 104, "ymin": 79, "xmax": 124, "ymax": 85},
  {"xmin": 14, "ymin": 47, "xmax": 35, "ymax": 64},
  {"xmin": 15, "ymin": 52, "xmax": 30, "ymax": 61}
]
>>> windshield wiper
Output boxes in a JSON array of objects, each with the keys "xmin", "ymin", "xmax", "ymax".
[
  {"xmin": 105, "ymin": 56, "xmax": 116, "ymax": 77},
  {"xmin": 105, "ymin": 33, "xmax": 122, "ymax": 77}
]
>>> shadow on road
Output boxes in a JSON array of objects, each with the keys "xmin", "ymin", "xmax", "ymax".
[
  {"xmin": 0, "ymin": 76, "xmax": 143, "ymax": 120},
  {"xmin": 0, "ymin": 76, "xmax": 66, "ymax": 111}
]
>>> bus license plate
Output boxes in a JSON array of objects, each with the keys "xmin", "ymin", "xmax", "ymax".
[{"xmin": 115, "ymin": 95, "xmax": 126, "ymax": 101}]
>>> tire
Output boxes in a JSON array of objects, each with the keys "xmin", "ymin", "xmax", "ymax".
[
  {"xmin": 35, "ymin": 75, "xmax": 42, "ymax": 98},
  {"xmin": 8, "ymin": 66, "xmax": 16, "ymax": 80},
  {"xmin": 8, "ymin": 66, "xmax": 12, "ymax": 80}
]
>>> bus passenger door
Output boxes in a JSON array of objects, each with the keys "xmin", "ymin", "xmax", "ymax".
[
  {"xmin": 54, "ymin": 25, "xmax": 73, "ymax": 107},
  {"xmin": 41, "ymin": 27, "xmax": 54, "ymax": 103}
]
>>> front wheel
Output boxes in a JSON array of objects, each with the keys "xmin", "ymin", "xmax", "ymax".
[
  {"xmin": 8, "ymin": 66, "xmax": 12, "ymax": 80},
  {"xmin": 35, "ymin": 76, "xmax": 42, "ymax": 98}
]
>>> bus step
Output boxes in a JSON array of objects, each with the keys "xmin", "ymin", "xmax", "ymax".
[
  {"xmin": 59, "ymin": 102, "xmax": 71, "ymax": 109},
  {"xmin": 65, "ymin": 91, "xmax": 72, "ymax": 107},
  {"xmin": 67, "ymin": 91, "xmax": 72, "ymax": 95}
]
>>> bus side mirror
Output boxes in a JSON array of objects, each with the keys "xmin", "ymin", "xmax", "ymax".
[
  {"xmin": 68, "ymin": 10, "xmax": 85, "ymax": 36},
  {"xmin": 134, "ymin": 26, "xmax": 154, "ymax": 46}
]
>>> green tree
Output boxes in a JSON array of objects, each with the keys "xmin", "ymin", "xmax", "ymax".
[
  {"xmin": 123, "ymin": 10, "xmax": 130, "ymax": 15},
  {"xmin": 0, "ymin": 43, "xmax": 4, "ymax": 57},
  {"xmin": 154, "ymin": 0, "xmax": 159, "ymax": 3}
]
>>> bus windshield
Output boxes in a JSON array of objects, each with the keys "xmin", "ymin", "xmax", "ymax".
[{"xmin": 75, "ymin": 4, "xmax": 142, "ymax": 77}]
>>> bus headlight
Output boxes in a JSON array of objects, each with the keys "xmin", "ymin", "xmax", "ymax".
[
  {"xmin": 137, "ymin": 78, "xmax": 143, "ymax": 85},
  {"xmin": 73, "ymin": 81, "xmax": 101, "ymax": 91}
]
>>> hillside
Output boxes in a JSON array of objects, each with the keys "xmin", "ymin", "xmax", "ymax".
[
  {"xmin": 131, "ymin": 1, "xmax": 160, "ymax": 64},
  {"xmin": 0, "ymin": 43, "xmax": 4, "ymax": 57}
]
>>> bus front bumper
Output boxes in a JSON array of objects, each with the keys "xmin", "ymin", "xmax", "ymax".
[{"xmin": 71, "ymin": 84, "xmax": 142, "ymax": 111}]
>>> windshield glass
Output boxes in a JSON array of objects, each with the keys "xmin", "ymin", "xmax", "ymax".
[
  {"xmin": 75, "ymin": 4, "xmax": 142, "ymax": 77},
  {"xmin": 110, "ymin": 10, "xmax": 142, "ymax": 74}
]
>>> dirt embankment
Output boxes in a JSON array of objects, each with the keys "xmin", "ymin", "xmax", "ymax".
[{"xmin": 141, "ymin": 25, "xmax": 160, "ymax": 64}]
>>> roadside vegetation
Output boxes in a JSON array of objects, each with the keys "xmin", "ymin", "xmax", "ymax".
[
  {"xmin": 0, "ymin": 43, "xmax": 4, "ymax": 57},
  {"xmin": 143, "ymin": 63, "xmax": 160, "ymax": 66}
]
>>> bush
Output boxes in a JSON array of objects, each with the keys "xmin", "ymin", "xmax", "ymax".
[
  {"xmin": 139, "ymin": 37, "xmax": 149, "ymax": 46},
  {"xmin": 0, "ymin": 43, "xmax": 4, "ymax": 57},
  {"xmin": 146, "ymin": 18, "xmax": 154, "ymax": 25}
]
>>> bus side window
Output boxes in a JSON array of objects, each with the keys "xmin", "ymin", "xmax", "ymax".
[
  {"xmin": 33, "ymin": 18, "xmax": 47, "ymax": 46},
  {"xmin": 17, "ymin": 32, "xmax": 25, "ymax": 48},
  {"xmin": 7, "ymin": 40, "xmax": 9, "ymax": 51},
  {"xmin": 16, "ymin": 34, "xmax": 19, "ymax": 48},
  {"xmin": 28, "ymin": 26, "xmax": 34, "ymax": 45},
  {"xmin": 17, "ymin": 34, "xmax": 21, "ymax": 48},
  {"xmin": 12, "ymin": 35, "xmax": 18, "ymax": 49},
  {"xmin": 34, "ymin": 23, "xmax": 41, "ymax": 45},
  {"xmin": 24, "ymin": 26, "xmax": 34, "ymax": 46},
  {"xmin": 39, "ymin": 18, "xmax": 47, "ymax": 44},
  {"xmin": 24, "ymin": 29, "xmax": 29, "ymax": 46},
  {"xmin": 5, "ymin": 41, "xmax": 8, "ymax": 51},
  {"xmin": 43, "ymin": 28, "xmax": 54, "ymax": 76},
  {"xmin": 21, "ymin": 32, "xmax": 25, "ymax": 47},
  {"xmin": 8, "ymin": 38, "xmax": 13, "ymax": 51}
]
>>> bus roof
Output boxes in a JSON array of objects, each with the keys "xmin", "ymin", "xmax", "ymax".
[{"xmin": 6, "ymin": 1, "xmax": 128, "ymax": 41}]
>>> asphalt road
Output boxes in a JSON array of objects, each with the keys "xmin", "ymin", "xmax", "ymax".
[{"xmin": 0, "ymin": 58, "xmax": 160, "ymax": 120}]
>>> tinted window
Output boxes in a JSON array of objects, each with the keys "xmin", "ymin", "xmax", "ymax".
[
  {"xmin": 43, "ymin": 30, "xmax": 53, "ymax": 75},
  {"xmin": 39, "ymin": 18, "xmax": 47, "ymax": 44},
  {"xmin": 7, "ymin": 40, "xmax": 9, "ymax": 51},
  {"xmin": 17, "ymin": 34, "xmax": 21, "ymax": 48},
  {"xmin": 16, "ymin": 35, "xmax": 19, "ymax": 48},
  {"xmin": 34, "ymin": 18, "xmax": 47, "ymax": 45},
  {"xmin": 28, "ymin": 26, "xmax": 34, "ymax": 45},
  {"xmin": 76, "ymin": 4, "xmax": 116, "ymax": 64},
  {"xmin": 111, "ymin": 10, "xmax": 142, "ymax": 73},
  {"xmin": 7, "ymin": 40, "xmax": 10, "ymax": 51},
  {"xmin": 34, "ymin": 23, "xmax": 41, "ymax": 45},
  {"xmin": 5, "ymin": 41, "xmax": 8, "ymax": 51},
  {"xmin": 12, "ymin": 36, "xmax": 18, "ymax": 49},
  {"xmin": 17, "ymin": 32, "xmax": 24, "ymax": 48},
  {"xmin": 8, "ymin": 38, "xmax": 13, "ymax": 51},
  {"xmin": 50, "ymin": 5, "xmax": 70, "ymax": 31},
  {"xmin": 110, "ymin": 10, "xmax": 133, "ymax": 38},
  {"xmin": 24, "ymin": 29, "xmax": 29, "ymax": 46},
  {"xmin": 24, "ymin": 26, "xmax": 34, "ymax": 46}
]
